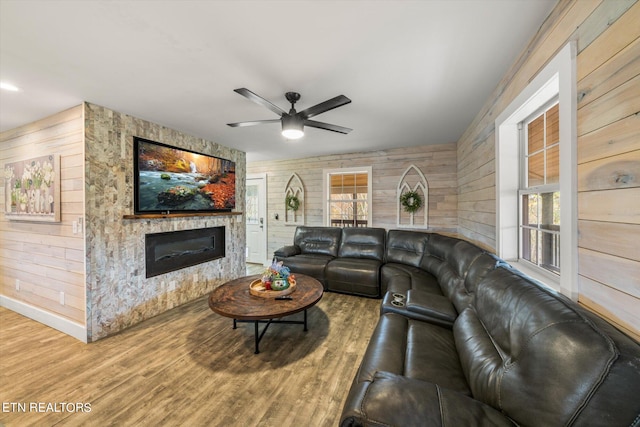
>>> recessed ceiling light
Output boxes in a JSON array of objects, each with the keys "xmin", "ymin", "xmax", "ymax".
[{"xmin": 0, "ymin": 81, "xmax": 21, "ymax": 92}]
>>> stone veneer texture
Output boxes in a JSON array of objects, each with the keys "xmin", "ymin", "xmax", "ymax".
[{"xmin": 84, "ymin": 102, "xmax": 246, "ymax": 341}]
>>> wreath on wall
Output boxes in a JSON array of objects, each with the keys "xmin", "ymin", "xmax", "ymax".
[
  {"xmin": 285, "ymin": 194, "xmax": 300, "ymax": 211},
  {"xmin": 400, "ymin": 190, "xmax": 423, "ymax": 213}
]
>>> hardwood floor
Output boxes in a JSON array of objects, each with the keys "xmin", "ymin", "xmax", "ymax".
[{"xmin": 0, "ymin": 282, "xmax": 380, "ymax": 427}]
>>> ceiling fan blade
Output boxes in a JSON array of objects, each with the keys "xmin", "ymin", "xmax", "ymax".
[
  {"xmin": 233, "ymin": 88, "xmax": 286, "ymax": 117},
  {"xmin": 227, "ymin": 119, "xmax": 281, "ymax": 127},
  {"xmin": 299, "ymin": 95, "xmax": 351, "ymax": 120},
  {"xmin": 303, "ymin": 119, "xmax": 352, "ymax": 134}
]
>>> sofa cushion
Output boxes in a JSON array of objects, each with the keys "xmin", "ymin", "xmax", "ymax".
[
  {"xmin": 279, "ymin": 254, "xmax": 334, "ymax": 286},
  {"xmin": 435, "ymin": 241, "xmax": 485, "ymax": 311},
  {"xmin": 463, "ymin": 252, "xmax": 506, "ymax": 294},
  {"xmin": 567, "ymin": 302, "xmax": 640, "ymax": 426},
  {"xmin": 385, "ymin": 230, "xmax": 429, "ymax": 267},
  {"xmin": 273, "ymin": 244, "xmax": 300, "ymax": 258},
  {"xmin": 338, "ymin": 227, "xmax": 386, "ymax": 260},
  {"xmin": 340, "ymin": 371, "xmax": 515, "ymax": 427},
  {"xmin": 293, "ymin": 226, "xmax": 342, "ymax": 257},
  {"xmin": 355, "ymin": 313, "xmax": 470, "ymax": 395},
  {"xmin": 325, "ymin": 258, "xmax": 382, "ymax": 297},
  {"xmin": 418, "ymin": 233, "xmax": 459, "ymax": 274},
  {"xmin": 381, "ymin": 263, "xmax": 441, "ymax": 295},
  {"xmin": 455, "ymin": 266, "xmax": 634, "ymax": 426}
]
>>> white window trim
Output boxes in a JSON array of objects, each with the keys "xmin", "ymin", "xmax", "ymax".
[
  {"xmin": 322, "ymin": 166, "xmax": 373, "ymax": 226},
  {"xmin": 495, "ymin": 42, "xmax": 577, "ymax": 300}
]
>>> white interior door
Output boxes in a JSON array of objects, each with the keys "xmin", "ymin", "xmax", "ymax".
[{"xmin": 246, "ymin": 174, "xmax": 268, "ymax": 264}]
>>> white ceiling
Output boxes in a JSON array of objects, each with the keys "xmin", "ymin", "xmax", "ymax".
[{"xmin": 0, "ymin": 0, "xmax": 556, "ymax": 162}]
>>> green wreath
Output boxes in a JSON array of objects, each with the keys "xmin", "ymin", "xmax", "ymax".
[
  {"xmin": 285, "ymin": 194, "xmax": 300, "ymax": 211},
  {"xmin": 400, "ymin": 190, "xmax": 423, "ymax": 213}
]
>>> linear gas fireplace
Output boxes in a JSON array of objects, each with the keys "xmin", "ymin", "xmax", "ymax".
[{"xmin": 145, "ymin": 226, "xmax": 225, "ymax": 278}]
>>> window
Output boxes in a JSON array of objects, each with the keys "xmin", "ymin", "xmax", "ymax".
[
  {"xmin": 245, "ymin": 182, "xmax": 259, "ymax": 224},
  {"xmin": 323, "ymin": 167, "xmax": 372, "ymax": 227},
  {"xmin": 520, "ymin": 102, "xmax": 560, "ymax": 274},
  {"xmin": 495, "ymin": 42, "xmax": 577, "ymax": 299}
]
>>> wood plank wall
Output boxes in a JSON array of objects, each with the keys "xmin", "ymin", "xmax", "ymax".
[
  {"xmin": 247, "ymin": 143, "xmax": 457, "ymax": 257},
  {"xmin": 457, "ymin": 0, "xmax": 639, "ymax": 338},
  {"xmin": 0, "ymin": 106, "xmax": 85, "ymax": 325},
  {"xmin": 575, "ymin": 1, "xmax": 639, "ymax": 339}
]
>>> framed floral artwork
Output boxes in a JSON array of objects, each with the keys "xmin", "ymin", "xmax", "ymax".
[{"xmin": 3, "ymin": 154, "xmax": 61, "ymax": 222}]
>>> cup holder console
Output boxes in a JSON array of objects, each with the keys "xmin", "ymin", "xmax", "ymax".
[{"xmin": 391, "ymin": 293, "xmax": 406, "ymax": 307}]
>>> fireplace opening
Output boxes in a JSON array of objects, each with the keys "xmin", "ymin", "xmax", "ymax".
[{"xmin": 145, "ymin": 226, "xmax": 225, "ymax": 278}]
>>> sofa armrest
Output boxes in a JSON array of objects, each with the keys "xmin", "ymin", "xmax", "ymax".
[
  {"xmin": 340, "ymin": 371, "xmax": 514, "ymax": 427},
  {"xmin": 273, "ymin": 245, "xmax": 301, "ymax": 258},
  {"xmin": 406, "ymin": 289, "xmax": 457, "ymax": 323}
]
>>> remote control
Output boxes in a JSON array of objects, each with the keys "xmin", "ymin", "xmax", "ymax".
[{"xmin": 275, "ymin": 295, "xmax": 292, "ymax": 300}]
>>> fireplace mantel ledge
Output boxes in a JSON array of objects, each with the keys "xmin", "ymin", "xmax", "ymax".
[{"xmin": 123, "ymin": 212, "xmax": 243, "ymax": 219}]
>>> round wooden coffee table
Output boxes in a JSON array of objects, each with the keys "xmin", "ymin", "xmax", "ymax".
[{"xmin": 208, "ymin": 273, "xmax": 323, "ymax": 353}]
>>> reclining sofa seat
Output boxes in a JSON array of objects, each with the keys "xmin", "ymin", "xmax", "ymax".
[
  {"xmin": 274, "ymin": 226, "xmax": 386, "ymax": 296},
  {"xmin": 340, "ymin": 266, "xmax": 640, "ymax": 427},
  {"xmin": 325, "ymin": 227, "xmax": 386, "ymax": 297},
  {"xmin": 381, "ymin": 230, "xmax": 439, "ymax": 295},
  {"xmin": 273, "ymin": 226, "xmax": 342, "ymax": 287}
]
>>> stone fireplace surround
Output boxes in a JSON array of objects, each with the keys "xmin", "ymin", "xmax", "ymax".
[{"xmin": 84, "ymin": 102, "xmax": 246, "ymax": 342}]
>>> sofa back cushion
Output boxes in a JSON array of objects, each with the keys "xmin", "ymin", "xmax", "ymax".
[
  {"xmin": 418, "ymin": 233, "xmax": 459, "ymax": 274},
  {"xmin": 385, "ymin": 230, "xmax": 429, "ymax": 267},
  {"xmin": 435, "ymin": 241, "xmax": 488, "ymax": 312},
  {"xmin": 567, "ymin": 301, "xmax": 640, "ymax": 426},
  {"xmin": 293, "ymin": 226, "xmax": 342, "ymax": 257},
  {"xmin": 454, "ymin": 266, "xmax": 632, "ymax": 426},
  {"xmin": 464, "ymin": 253, "xmax": 505, "ymax": 293},
  {"xmin": 417, "ymin": 235, "xmax": 488, "ymax": 311},
  {"xmin": 338, "ymin": 227, "xmax": 386, "ymax": 260}
]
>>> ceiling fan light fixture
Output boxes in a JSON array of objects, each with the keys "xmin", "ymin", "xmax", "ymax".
[
  {"xmin": 229, "ymin": 88, "xmax": 351, "ymax": 138},
  {"xmin": 281, "ymin": 114, "xmax": 304, "ymax": 140}
]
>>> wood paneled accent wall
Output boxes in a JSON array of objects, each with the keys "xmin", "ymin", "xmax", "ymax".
[
  {"xmin": 0, "ymin": 106, "xmax": 86, "ymax": 327},
  {"xmin": 457, "ymin": 0, "xmax": 639, "ymax": 338},
  {"xmin": 247, "ymin": 143, "xmax": 457, "ymax": 258}
]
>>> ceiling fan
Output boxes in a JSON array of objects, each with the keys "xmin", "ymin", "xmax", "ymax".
[{"xmin": 227, "ymin": 88, "xmax": 352, "ymax": 140}]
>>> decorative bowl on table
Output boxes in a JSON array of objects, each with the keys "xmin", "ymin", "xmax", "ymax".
[
  {"xmin": 249, "ymin": 261, "xmax": 297, "ymax": 298},
  {"xmin": 249, "ymin": 279, "xmax": 297, "ymax": 298}
]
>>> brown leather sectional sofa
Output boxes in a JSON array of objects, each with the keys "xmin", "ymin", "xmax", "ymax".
[{"xmin": 275, "ymin": 226, "xmax": 640, "ymax": 426}]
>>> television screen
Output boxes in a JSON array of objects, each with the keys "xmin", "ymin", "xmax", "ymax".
[{"xmin": 134, "ymin": 137, "xmax": 236, "ymax": 214}]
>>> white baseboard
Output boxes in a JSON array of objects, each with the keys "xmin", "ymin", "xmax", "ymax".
[{"xmin": 0, "ymin": 295, "xmax": 87, "ymax": 343}]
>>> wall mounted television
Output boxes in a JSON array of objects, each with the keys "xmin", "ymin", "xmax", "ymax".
[{"xmin": 133, "ymin": 137, "xmax": 236, "ymax": 214}]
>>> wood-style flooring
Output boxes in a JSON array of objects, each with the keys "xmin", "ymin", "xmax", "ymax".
[{"xmin": 0, "ymin": 274, "xmax": 380, "ymax": 427}]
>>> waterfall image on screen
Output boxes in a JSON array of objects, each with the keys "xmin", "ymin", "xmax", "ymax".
[{"xmin": 134, "ymin": 137, "xmax": 236, "ymax": 213}]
